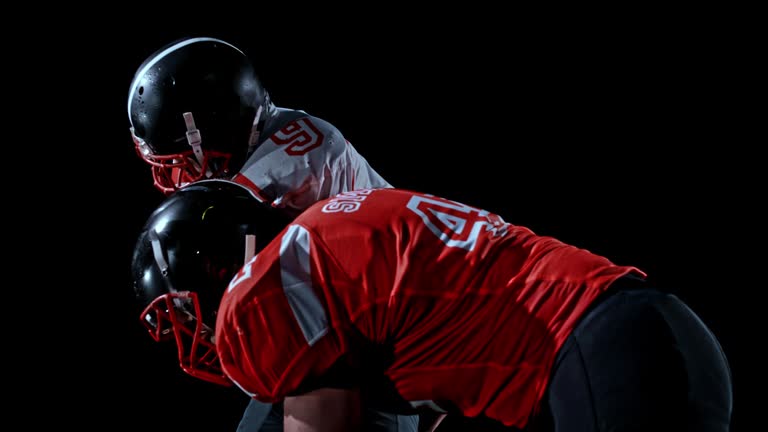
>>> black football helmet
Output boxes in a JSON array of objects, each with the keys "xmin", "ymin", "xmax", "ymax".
[
  {"xmin": 131, "ymin": 179, "xmax": 291, "ymax": 385},
  {"xmin": 128, "ymin": 37, "xmax": 275, "ymax": 195}
]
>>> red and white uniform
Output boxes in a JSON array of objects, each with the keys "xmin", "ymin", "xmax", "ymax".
[
  {"xmin": 232, "ymin": 108, "xmax": 391, "ymax": 214},
  {"xmin": 216, "ymin": 188, "xmax": 645, "ymax": 428}
]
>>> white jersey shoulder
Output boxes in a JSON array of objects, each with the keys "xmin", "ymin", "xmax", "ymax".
[{"xmin": 233, "ymin": 107, "xmax": 392, "ymax": 215}]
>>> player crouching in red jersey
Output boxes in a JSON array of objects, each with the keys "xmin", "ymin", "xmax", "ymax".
[{"xmin": 131, "ymin": 179, "xmax": 733, "ymax": 432}]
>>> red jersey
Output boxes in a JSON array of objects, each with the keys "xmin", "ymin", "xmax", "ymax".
[{"xmin": 216, "ymin": 188, "xmax": 645, "ymax": 427}]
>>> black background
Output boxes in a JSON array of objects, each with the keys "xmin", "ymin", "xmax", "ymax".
[{"xmin": 39, "ymin": 10, "xmax": 752, "ymax": 431}]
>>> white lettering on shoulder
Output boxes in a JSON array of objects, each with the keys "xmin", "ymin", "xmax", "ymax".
[{"xmin": 321, "ymin": 189, "xmax": 375, "ymax": 213}]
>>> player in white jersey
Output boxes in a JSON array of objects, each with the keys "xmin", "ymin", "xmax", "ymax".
[
  {"xmin": 127, "ymin": 36, "xmax": 391, "ymax": 211},
  {"xmin": 127, "ymin": 36, "xmax": 418, "ymax": 432}
]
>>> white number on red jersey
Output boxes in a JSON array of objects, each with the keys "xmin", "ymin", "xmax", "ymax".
[
  {"xmin": 407, "ymin": 195, "xmax": 508, "ymax": 251},
  {"xmin": 228, "ymin": 255, "xmax": 258, "ymax": 292}
]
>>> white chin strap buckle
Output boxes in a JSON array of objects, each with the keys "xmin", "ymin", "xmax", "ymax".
[
  {"xmin": 244, "ymin": 234, "xmax": 256, "ymax": 262},
  {"xmin": 183, "ymin": 112, "xmax": 207, "ymax": 171}
]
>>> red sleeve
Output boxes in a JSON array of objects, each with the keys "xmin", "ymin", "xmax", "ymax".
[{"xmin": 215, "ymin": 234, "xmax": 348, "ymax": 403}]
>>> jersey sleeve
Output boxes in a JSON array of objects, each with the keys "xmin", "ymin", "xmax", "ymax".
[
  {"xmin": 215, "ymin": 224, "xmax": 349, "ymax": 403},
  {"xmin": 232, "ymin": 114, "xmax": 392, "ymax": 215}
]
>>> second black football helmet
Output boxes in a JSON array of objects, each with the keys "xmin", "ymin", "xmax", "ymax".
[{"xmin": 131, "ymin": 179, "xmax": 291, "ymax": 385}]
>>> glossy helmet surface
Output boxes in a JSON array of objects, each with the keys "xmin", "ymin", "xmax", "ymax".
[
  {"xmin": 131, "ymin": 179, "xmax": 291, "ymax": 385},
  {"xmin": 128, "ymin": 37, "xmax": 271, "ymax": 195}
]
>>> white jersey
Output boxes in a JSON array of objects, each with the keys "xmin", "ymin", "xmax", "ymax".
[{"xmin": 232, "ymin": 107, "xmax": 392, "ymax": 215}]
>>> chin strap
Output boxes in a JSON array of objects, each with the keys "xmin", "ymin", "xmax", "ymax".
[
  {"xmin": 149, "ymin": 229, "xmax": 170, "ymax": 278},
  {"xmin": 183, "ymin": 112, "xmax": 212, "ymax": 176},
  {"xmin": 244, "ymin": 234, "xmax": 256, "ymax": 262}
]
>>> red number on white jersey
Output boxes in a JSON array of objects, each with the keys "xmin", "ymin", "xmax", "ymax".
[{"xmin": 272, "ymin": 118, "xmax": 325, "ymax": 155}]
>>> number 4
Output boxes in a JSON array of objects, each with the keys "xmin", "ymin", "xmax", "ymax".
[{"xmin": 407, "ymin": 195, "xmax": 508, "ymax": 252}]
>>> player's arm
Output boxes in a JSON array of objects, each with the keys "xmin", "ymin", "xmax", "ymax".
[
  {"xmin": 282, "ymin": 352, "xmax": 363, "ymax": 431},
  {"xmin": 284, "ymin": 387, "xmax": 362, "ymax": 432}
]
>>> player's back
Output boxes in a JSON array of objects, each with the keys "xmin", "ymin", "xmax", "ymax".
[
  {"xmin": 301, "ymin": 188, "xmax": 643, "ymax": 426},
  {"xmin": 217, "ymin": 187, "xmax": 641, "ymax": 427}
]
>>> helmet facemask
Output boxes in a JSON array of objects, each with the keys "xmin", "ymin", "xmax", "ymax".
[{"xmin": 140, "ymin": 291, "xmax": 228, "ymax": 386}]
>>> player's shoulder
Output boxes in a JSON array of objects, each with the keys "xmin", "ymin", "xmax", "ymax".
[
  {"xmin": 272, "ymin": 106, "xmax": 345, "ymax": 137},
  {"xmin": 216, "ymin": 243, "xmax": 297, "ymax": 356},
  {"xmin": 298, "ymin": 188, "xmax": 412, "ymax": 223},
  {"xmin": 257, "ymin": 107, "xmax": 349, "ymax": 157}
]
